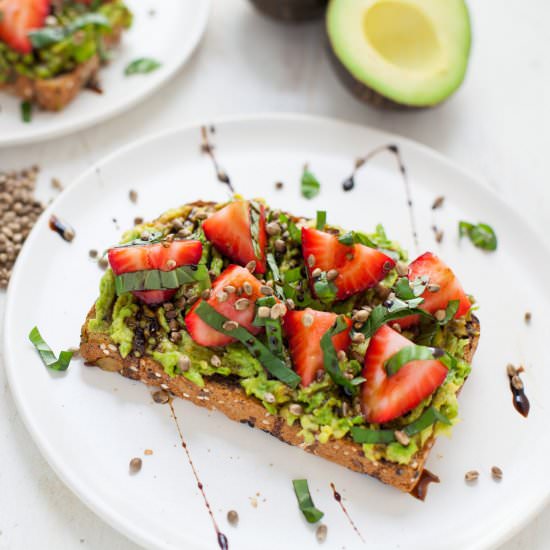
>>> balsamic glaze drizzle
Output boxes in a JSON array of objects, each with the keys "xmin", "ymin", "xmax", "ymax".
[
  {"xmin": 409, "ymin": 469, "xmax": 440, "ymax": 501},
  {"xmin": 168, "ymin": 401, "xmax": 229, "ymax": 550},
  {"xmin": 200, "ymin": 125, "xmax": 234, "ymax": 193},
  {"xmin": 341, "ymin": 144, "xmax": 419, "ymax": 252},
  {"xmin": 330, "ymin": 482, "xmax": 365, "ymax": 543},
  {"xmin": 508, "ymin": 368, "xmax": 530, "ymax": 417},
  {"xmin": 48, "ymin": 214, "xmax": 75, "ymax": 242}
]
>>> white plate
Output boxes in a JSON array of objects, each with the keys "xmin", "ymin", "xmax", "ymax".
[
  {"xmin": 4, "ymin": 115, "xmax": 549, "ymax": 550},
  {"xmin": 0, "ymin": 0, "xmax": 209, "ymax": 147}
]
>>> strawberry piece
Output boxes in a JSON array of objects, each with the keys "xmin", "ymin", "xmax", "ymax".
[
  {"xmin": 396, "ymin": 252, "xmax": 472, "ymax": 328},
  {"xmin": 185, "ymin": 265, "xmax": 265, "ymax": 347},
  {"xmin": 361, "ymin": 325, "xmax": 448, "ymax": 423},
  {"xmin": 283, "ymin": 308, "xmax": 351, "ymax": 387},
  {"xmin": 0, "ymin": 0, "xmax": 50, "ymax": 54},
  {"xmin": 202, "ymin": 201, "xmax": 266, "ymax": 274},
  {"xmin": 107, "ymin": 240, "xmax": 203, "ymax": 305},
  {"xmin": 301, "ymin": 227, "xmax": 395, "ymax": 300}
]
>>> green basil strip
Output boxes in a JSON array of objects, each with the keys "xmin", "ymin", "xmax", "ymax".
[
  {"xmin": 266, "ymin": 252, "xmax": 281, "ymax": 282},
  {"xmin": 28, "ymin": 327, "xmax": 73, "ymax": 371},
  {"xmin": 249, "ymin": 201, "xmax": 263, "ymax": 260},
  {"xmin": 360, "ymin": 304, "xmax": 431, "ymax": 339},
  {"xmin": 115, "ymin": 231, "xmax": 164, "ymax": 248},
  {"xmin": 29, "ymin": 13, "xmax": 111, "ymax": 49},
  {"xmin": 279, "ymin": 213, "xmax": 302, "ymax": 243},
  {"xmin": 292, "ymin": 479, "xmax": 324, "ymax": 524},
  {"xmin": 338, "ymin": 230, "xmax": 377, "ymax": 249},
  {"xmin": 21, "ymin": 101, "xmax": 32, "ymax": 123},
  {"xmin": 459, "ymin": 221, "xmax": 498, "ymax": 251},
  {"xmin": 313, "ymin": 272, "xmax": 337, "ymax": 302},
  {"xmin": 385, "ymin": 344, "xmax": 456, "ymax": 377},
  {"xmin": 125, "ymin": 57, "xmax": 162, "ymax": 76},
  {"xmin": 283, "ymin": 267, "xmax": 303, "ymax": 284},
  {"xmin": 253, "ymin": 297, "xmax": 284, "ymax": 358},
  {"xmin": 301, "ymin": 168, "xmax": 321, "ymax": 200},
  {"xmin": 394, "ymin": 276, "xmax": 428, "ymax": 300},
  {"xmin": 439, "ymin": 300, "xmax": 459, "ymax": 325},
  {"xmin": 194, "ymin": 302, "xmax": 301, "ymax": 388},
  {"xmin": 315, "ymin": 211, "xmax": 326, "ymax": 230},
  {"xmin": 350, "ymin": 406, "xmax": 451, "ymax": 444},
  {"xmin": 114, "ymin": 265, "xmax": 209, "ymax": 295},
  {"xmin": 321, "ymin": 316, "xmax": 362, "ymax": 394}
]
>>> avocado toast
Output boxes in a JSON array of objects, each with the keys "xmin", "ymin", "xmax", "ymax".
[
  {"xmin": 0, "ymin": 0, "xmax": 132, "ymax": 111},
  {"xmin": 80, "ymin": 199, "xmax": 479, "ymax": 494}
]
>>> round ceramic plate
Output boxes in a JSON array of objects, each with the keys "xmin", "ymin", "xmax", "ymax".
[
  {"xmin": 0, "ymin": 0, "xmax": 209, "ymax": 147},
  {"xmin": 5, "ymin": 115, "xmax": 549, "ymax": 550}
]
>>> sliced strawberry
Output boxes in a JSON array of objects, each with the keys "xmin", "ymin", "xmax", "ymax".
[
  {"xmin": 283, "ymin": 308, "xmax": 352, "ymax": 387},
  {"xmin": 0, "ymin": 0, "xmax": 50, "ymax": 54},
  {"xmin": 107, "ymin": 240, "xmax": 203, "ymax": 305},
  {"xmin": 202, "ymin": 201, "xmax": 266, "ymax": 274},
  {"xmin": 301, "ymin": 227, "xmax": 395, "ymax": 300},
  {"xmin": 396, "ymin": 252, "xmax": 472, "ymax": 328},
  {"xmin": 185, "ymin": 265, "xmax": 265, "ymax": 347},
  {"xmin": 361, "ymin": 325, "xmax": 448, "ymax": 423}
]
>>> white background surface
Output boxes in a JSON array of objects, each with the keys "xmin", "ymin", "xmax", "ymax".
[{"xmin": 0, "ymin": 0, "xmax": 548, "ymax": 549}]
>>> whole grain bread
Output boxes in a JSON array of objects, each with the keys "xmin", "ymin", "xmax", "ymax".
[{"xmin": 80, "ymin": 305, "xmax": 480, "ymax": 493}]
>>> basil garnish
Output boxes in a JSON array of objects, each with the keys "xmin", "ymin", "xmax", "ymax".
[
  {"xmin": 292, "ymin": 479, "xmax": 324, "ymax": 524},
  {"xmin": 116, "ymin": 231, "xmax": 164, "ymax": 247},
  {"xmin": 394, "ymin": 276, "xmax": 427, "ymax": 301},
  {"xmin": 29, "ymin": 13, "xmax": 111, "ymax": 49},
  {"xmin": 279, "ymin": 213, "xmax": 302, "ymax": 243},
  {"xmin": 338, "ymin": 230, "xmax": 377, "ymax": 249},
  {"xmin": 253, "ymin": 297, "xmax": 284, "ymax": 358},
  {"xmin": 266, "ymin": 252, "xmax": 281, "ymax": 282},
  {"xmin": 21, "ymin": 101, "xmax": 32, "ymax": 123},
  {"xmin": 194, "ymin": 302, "xmax": 301, "ymax": 388},
  {"xmin": 321, "ymin": 316, "xmax": 364, "ymax": 395},
  {"xmin": 384, "ymin": 344, "xmax": 456, "ymax": 376},
  {"xmin": 125, "ymin": 57, "xmax": 162, "ymax": 76},
  {"xmin": 300, "ymin": 167, "xmax": 320, "ymax": 199},
  {"xmin": 249, "ymin": 201, "xmax": 263, "ymax": 260},
  {"xmin": 360, "ymin": 303, "xmax": 430, "ymax": 339},
  {"xmin": 459, "ymin": 221, "xmax": 497, "ymax": 251},
  {"xmin": 350, "ymin": 406, "xmax": 451, "ymax": 444},
  {"xmin": 28, "ymin": 327, "xmax": 73, "ymax": 371},
  {"xmin": 114, "ymin": 265, "xmax": 209, "ymax": 295},
  {"xmin": 315, "ymin": 211, "xmax": 326, "ymax": 230},
  {"xmin": 313, "ymin": 271, "xmax": 338, "ymax": 302}
]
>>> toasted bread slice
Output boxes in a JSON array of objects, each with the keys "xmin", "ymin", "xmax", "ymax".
[{"xmin": 80, "ymin": 306, "xmax": 479, "ymax": 493}]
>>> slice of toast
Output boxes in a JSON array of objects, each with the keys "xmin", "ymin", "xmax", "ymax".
[
  {"xmin": 0, "ymin": 27, "xmax": 123, "ymax": 111},
  {"xmin": 80, "ymin": 307, "xmax": 479, "ymax": 493}
]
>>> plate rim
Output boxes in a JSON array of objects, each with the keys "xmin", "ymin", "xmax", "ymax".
[
  {"xmin": 0, "ymin": 0, "xmax": 211, "ymax": 148},
  {"xmin": 4, "ymin": 113, "xmax": 549, "ymax": 550}
]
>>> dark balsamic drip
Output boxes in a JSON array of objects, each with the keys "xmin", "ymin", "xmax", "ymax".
[
  {"xmin": 86, "ymin": 79, "xmax": 103, "ymax": 94},
  {"xmin": 410, "ymin": 469, "xmax": 440, "ymax": 501},
  {"xmin": 168, "ymin": 401, "xmax": 229, "ymax": 550},
  {"xmin": 48, "ymin": 214, "xmax": 75, "ymax": 242},
  {"xmin": 330, "ymin": 483, "xmax": 365, "ymax": 543},
  {"xmin": 508, "ymin": 369, "xmax": 530, "ymax": 417},
  {"xmin": 200, "ymin": 125, "xmax": 234, "ymax": 193},
  {"xmin": 341, "ymin": 143, "xmax": 419, "ymax": 252}
]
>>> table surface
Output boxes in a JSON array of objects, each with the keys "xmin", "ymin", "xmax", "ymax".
[{"xmin": 0, "ymin": 0, "xmax": 548, "ymax": 548}]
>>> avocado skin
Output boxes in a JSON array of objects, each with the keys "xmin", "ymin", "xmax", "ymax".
[{"xmin": 249, "ymin": 0, "xmax": 328, "ymax": 23}]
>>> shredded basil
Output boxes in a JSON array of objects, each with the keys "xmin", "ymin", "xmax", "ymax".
[
  {"xmin": 384, "ymin": 344, "xmax": 456, "ymax": 376},
  {"xmin": 459, "ymin": 221, "xmax": 497, "ymax": 251},
  {"xmin": 249, "ymin": 201, "xmax": 263, "ymax": 260},
  {"xmin": 360, "ymin": 302, "xmax": 431, "ymax": 339},
  {"xmin": 279, "ymin": 213, "xmax": 302, "ymax": 243},
  {"xmin": 116, "ymin": 231, "xmax": 164, "ymax": 247},
  {"xmin": 125, "ymin": 57, "xmax": 162, "ymax": 76},
  {"xmin": 292, "ymin": 479, "xmax": 324, "ymax": 524},
  {"xmin": 194, "ymin": 302, "xmax": 301, "ymax": 388},
  {"xmin": 300, "ymin": 167, "xmax": 321, "ymax": 199},
  {"xmin": 313, "ymin": 272, "xmax": 338, "ymax": 302},
  {"xmin": 350, "ymin": 406, "xmax": 451, "ymax": 444},
  {"xmin": 315, "ymin": 211, "xmax": 326, "ymax": 230},
  {"xmin": 21, "ymin": 101, "xmax": 32, "ymax": 123},
  {"xmin": 394, "ymin": 276, "xmax": 428, "ymax": 300},
  {"xmin": 114, "ymin": 265, "xmax": 209, "ymax": 295},
  {"xmin": 28, "ymin": 327, "xmax": 73, "ymax": 371},
  {"xmin": 338, "ymin": 230, "xmax": 377, "ymax": 249},
  {"xmin": 253, "ymin": 297, "xmax": 284, "ymax": 358},
  {"xmin": 266, "ymin": 252, "xmax": 281, "ymax": 282}
]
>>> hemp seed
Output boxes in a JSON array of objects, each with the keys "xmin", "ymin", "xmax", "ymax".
[
  {"xmin": 302, "ymin": 312, "xmax": 314, "ymax": 327},
  {"xmin": 465, "ymin": 470, "xmax": 479, "ymax": 482},
  {"xmin": 227, "ymin": 510, "xmax": 239, "ymax": 526},
  {"xmin": 491, "ymin": 466, "xmax": 503, "ymax": 481},
  {"xmin": 434, "ymin": 309, "xmax": 447, "ymax": 322},
  {"xmin": 129, "ymin": 457, "xmax": 142, "ymax": 474},
  {"xmin": 152, "ymin": 390, "xmax": 170, "ymax": 404},
  {"xmin": 316, "ymin": 524, "xmax": 327, "ymax": 543}
]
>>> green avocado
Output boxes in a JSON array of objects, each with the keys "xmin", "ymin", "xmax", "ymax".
[{"xmin": 326, "ymin": 0, "xmax": 471, "ymax": 107}]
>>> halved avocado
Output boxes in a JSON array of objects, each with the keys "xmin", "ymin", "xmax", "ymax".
[
  {"xmin": 326, "ymin": 0, "xmax": 471, "ymax": 108},
  {"xmin": 249, "ymin": 0, "xmax": 328, "ymax": 23}
]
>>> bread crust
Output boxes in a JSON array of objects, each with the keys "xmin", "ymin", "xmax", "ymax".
[{"xmin": 80, "ymin": 304, "xmax": 480, "ymax": 493}]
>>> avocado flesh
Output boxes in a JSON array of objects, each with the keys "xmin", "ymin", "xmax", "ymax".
[{"xmin": 326, "ymin": 0, "xmax": 471, "ymax": 107}]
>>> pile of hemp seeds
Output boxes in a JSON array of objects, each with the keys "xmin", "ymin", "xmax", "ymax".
[{"xmin": 0, "ymin": 167, "xmax": 44, "ymax": 288}]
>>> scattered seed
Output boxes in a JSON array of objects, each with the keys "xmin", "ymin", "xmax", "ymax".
[
  {"xmin": 227, "ymin": 510, "xmax": 239, "ymax": 526},
  {"xmin": 129, "ymin": 189, "xmax": 138, "ymax": 203},
  {"xmin": 285, "ymin": 298, "xmax": 295, "ymax": 310},
  {"xmin": 51, "ymin": 177, "xmax": 63, "ymax": 191},
  {"xmin": 242, "ymin": 281, "xmax": 253, "ymax": 296},
  {"xmin": 337, "ymin": 350, "xmax": 347, "ymax": 362},
  {"xmin": 201, "ymin": 289, "xmax": 212, "ymax": 300},
  {"xmin": 245, "ymin": 260, "xmax": 257, "ymax": 273},
  {"xmin": 235, "ymin": 298, "xmax": 250, "ymax": 311},
  {"xmin": 432, "ymin": 196, "xmax": 445, "ymax": 210},
  {"xmin": 315, "ymin": 369, "xmax": 325, "ymax": 382},
  {"xmin": 312, "ymin": 267, "xmax": 322, "ymax": 278},
  {"xmin": 433, "ymin": 226, "xmax": 444, "ymax": 243},
  {"xmin": 210, "ymin": 355, "xmax": 222, "ymax": 367},
  {"xmin": 524, "ymin": 312, "xmax": 532, "ymax": 323},
  {"xmin": 465, "ymin": 470, "xmax": 479, "ymax": 482},
  {"xmin": 394, "ymin": 430, "xmax": 410, "ymax": 446},
  {"xmin": 506, "ymin": 364, "xmax": 517, "ymax": 377},
  {"xmin": 288, "ymin": 403, "xmax": 303, "ymax": 416},
  {"xmin": 258, "ymin": 306, "xmax": 270, "ymax": 318},
  {"xmin": 88, "ymin": 249, "xmax": 98, "ymax": 259},
  {"xmin": 216, "ymin": 290, "xmax": 229, "ymax": 303},
  {"xmin": 260, "ymin": 285, "xmax": 273, "ymax": 296},
  {"xmin": 275, "ymin": 181, "xmax": 284, "ymax": 190},
  {"xmin": 178, "ymin": 355, "xmax": 191, "ymax": 372},
  {"xmin": 223, "ymin": 285, "xmax": 236, "ymax": 294},
  {"xmin": 152, "ymin": 390, "xmax": 170, "ymax": 404},
  {"xmin": 270, "ymin": 303, "xmax": 286, "ymax": 319},
  {"xmin": 302, "ymin": 312, "xmax": 314, "ymax": 327},
  {"xmin": 263, "ymin": 392, "xmax": 276, "ymax": 404},
  {"xmin": 316, "ymin": 524, "xmax": 327, "ymax": 543},
  {"xmin": 129, "ymin": 457, "xmax": 142, "ymax": 473},
  {"xmin": 383, "ymin": 261, "xmax": 393, "ymax": 272},
  {"xmin": 144, "ymin": 449, "xmax": 153, "ymax": 456},
  {"xmin": 326, "ymin": 269, "xmax": 339, "ymax": 281},
  {"xmin": 266, "ymin": 222, "xmax": 281, "ymax": 236},
  {"xmin": 434, "ymin": 309, "xmax": 446, "ymax": 322},
  {"xmin": 351, "ymin": 332, "xmax": 366, "ymax": 344},
  {"xmin": 391, "ymin": 323, "xmax": 402, "ymax": 333},
  {"xmin": 166, "ymin": 259, "xmax": 177, "ymax": 269},
  {"xmin": 98, "ymin": 257, "xmax": 109, "ymax": 270},
  {"xmin": 395, "ymin": 261, "xmax": 408, "ymax": 277},
  {"xmin": 491, "ymin": 466, "xmax": 503, "ymax": 480},
  {"xmin": 140, "ymin": 230, "xmax": 150, "ymax": 241},
  {"xmin": 307, "ymin": 254, "xmax": 316, "ymax": 268},
  {"xmin": 511, "ymin": 374, "xmax": 523, "ymax": 390},
  {"xmin": 274, "ymin": 239, "xmax": 286, "ymax": 253},
  {"xmin": 223, "ymin": 320, "xmax": 239, "ymax": 331},
  {"xmin": 427, "ymin": 283, "xmax": 441, "ymax": 293},
  {"xmin": 134, "ymin": 216, "xmax": 144, "ymax": 225},
  {"xmin": 352, "ymin": 309, "xmax": 369, "ymax": 323}
]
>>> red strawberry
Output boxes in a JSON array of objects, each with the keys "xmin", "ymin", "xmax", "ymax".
[
  {"xmin": 108, "ymin": 240, "xmax": 203, "ymax": 305},
  {"xmin": 361, "ymin": 325, "xmax": 448, "ymax": 423},
  {"xmin": 283, "ymin": 308, "xmax": 352, "ymax": 387},
  {"xmin": 202, "ymin": 201, "xmax": 266, "ymax": 274},
  {"xmin": 301, "ymin": 227, "xmax": 395, "ymax": 300},
  {"xmin": 396, "ymin": 252, "xmax": 472, "ymax": 328},
  {"xmin": 0, "ymin": 0, "xmax": 50, "ymax": 54},
  {"xmin": 185, "ymin": 265, "xmax": 265, "ymax": 347}
]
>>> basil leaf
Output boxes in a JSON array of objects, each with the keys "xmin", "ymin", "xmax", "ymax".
[
  {"xmin": 28, "ymin": 327, "xmax": 72, "ymax": 371},
  {"xmin": 315, "ymin": 211, "xmax": 326, "ymax": 230},
  {"xmin": 292, "ymin": 479, "xmax": 324, "ymax": 524},
  {"xmin": 360, "ymin": 304, "xmax": 430, "ymax": 339},
  {"xmin": 350, "ymin": 406, "xmax": 451, "ymax": 444},
  {"xmin": 253, "ymin": 297, "xmax": 284, "ymax": 358},
  {"xmin": 21, "ymin": 101, "xmax": 32, "ymax": 123},
  {"xmin": 125, "ymin": 57, "xmax": 162, "ymax": 76},
  {"xmin": 459, "ymin": 221, "xmax": 497, "ymax": 251},
  {"xmin": 279, "ymin": 213, "xmax": 302, "ymax": 243},
  {"xmin": 313, "ymin": 272, "xmax": 338, "ymax": 302},
  {"xmin": 114, "ymin": 265, "xmax": 209, "ymax": 294},
  {"xmin": 439, "ymin": 299, "xmax": 459, "ymax": 325},
  {"xmin": 249, "ymin": 201, "xmax": 263, "ymax": 260},
  {"xmin": 321, "ymin": 316, "xmax": 361, "ymax": 394},
  {"xmin": 338, "ymin": 230, "xmax": 377, "ymax": 249},
  {"xmin": 29, "ymin": 13, "xmax": 111, "ymax": 49},
  {"xmin": 283, "ymin": 267, "xmax": 303, "ymax": 284},
  {"xmin": 116, "ymin": 231, "xmax": 164, "ymax": 247},
  {"xmin": 194, "ymin": 302, "xmax": 301, "ymax": 388},
  {"xmin": 266, "ymin": 252, "xmax": 281, "ymax": 282},
  {"xmin": 394, "ymin": 276, "xmax": 427, "ymax": 300},
  {"xmin": 385, "ymin": 344, "xmax": 456, "ymax": 376},
  {"xmin": 301, "ymin": 168, "xmax": 320, "ymax": 199}
]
